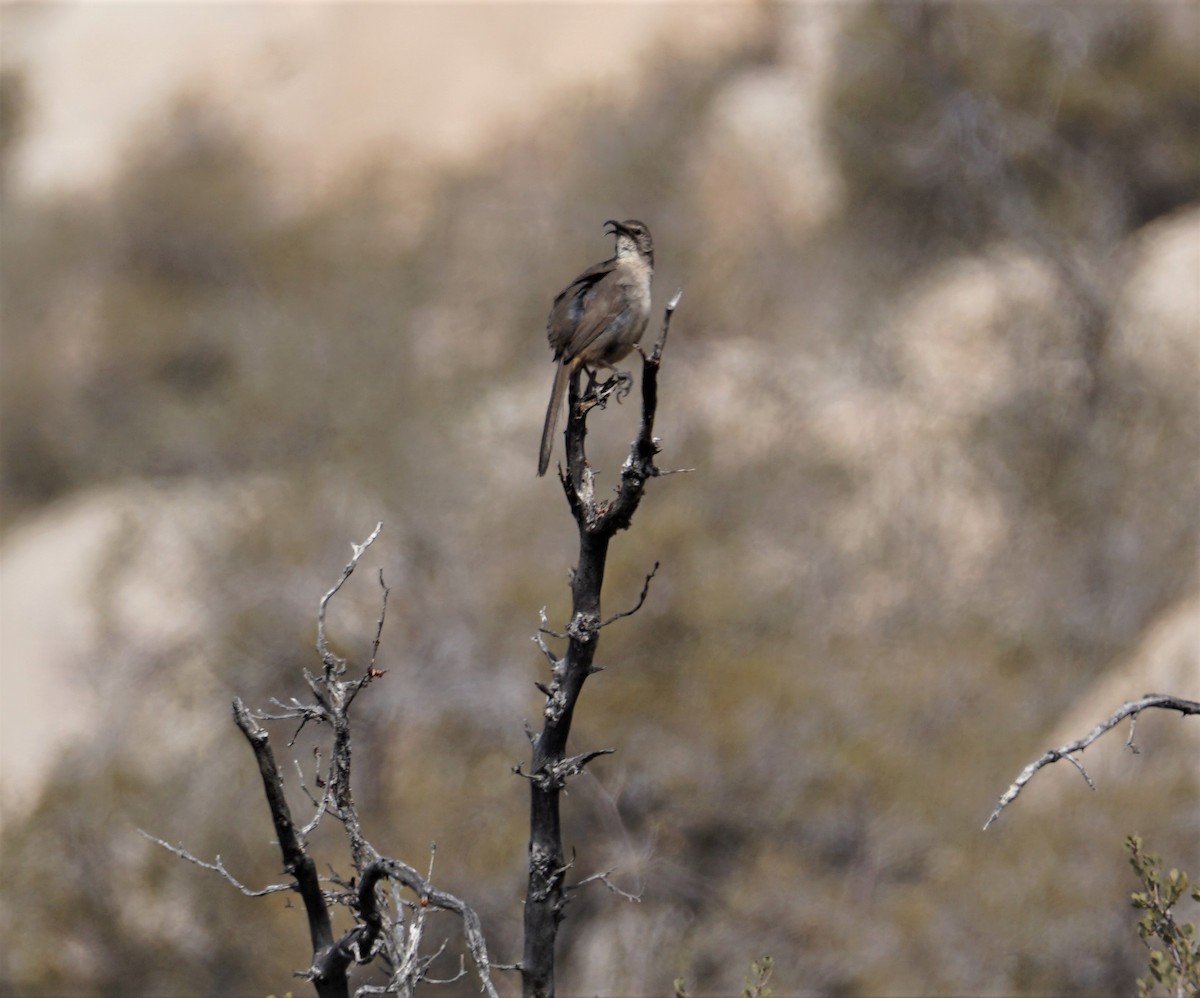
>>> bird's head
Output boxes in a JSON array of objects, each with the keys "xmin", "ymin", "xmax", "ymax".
[{"xmin": 604, "ymin": 219, "xmax": 653, "ymax": 266}]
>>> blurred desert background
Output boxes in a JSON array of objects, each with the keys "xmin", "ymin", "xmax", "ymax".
[{"xmin": 1, "ymin": 2, "xmax": 1198, "ymax": 995}]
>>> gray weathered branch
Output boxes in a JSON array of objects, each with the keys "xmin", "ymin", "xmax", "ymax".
[{"xmin": 984, "ymin": 693, "xmax": 1200, "ymax": 830}]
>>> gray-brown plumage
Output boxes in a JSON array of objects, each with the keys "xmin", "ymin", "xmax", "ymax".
[{"xmin": 538, "ymin": 219, "xmax": 654, "ymax": 477}]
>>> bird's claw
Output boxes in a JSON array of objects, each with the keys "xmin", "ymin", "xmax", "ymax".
[
  {"xmin": 590, "ymin": 370, "xmax": 633, "ymax": 405},
  {"xmin": 611, "ymin": 370, "xmax": 634, "ymax": 402}
]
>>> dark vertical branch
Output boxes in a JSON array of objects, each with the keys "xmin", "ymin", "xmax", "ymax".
[
  {"xmin": 232, "ymin": 698, "xmax": 345, "ymax": 998},
  {"xmin": 522, "ymin": 293, "xmax": 681, "ymax": 998}
]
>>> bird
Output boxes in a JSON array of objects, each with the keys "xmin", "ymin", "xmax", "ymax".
[{"xmin": 538, "ymin": 219, "xmax": 654, "ymax": 477}]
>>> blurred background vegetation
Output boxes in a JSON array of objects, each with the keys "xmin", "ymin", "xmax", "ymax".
[{"xmin": 1, "ymin": 3, "xmax": 1197, "ymax": 995}]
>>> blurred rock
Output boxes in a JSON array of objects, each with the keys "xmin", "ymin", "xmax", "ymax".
[
  {"xmin": 1112, "ymin": 205, "xmax": 1200, "ymax": 393},
  {"xmin": 689, "ymin": 5, "xmax": 849, "ymax": 244},
  {"xmin": 2, "ymin": 3, "xmax": 759, "ymax": 206},
  {"xmin": 895, "ymin": 248, "xmax": 1069, "ymax": 424}
]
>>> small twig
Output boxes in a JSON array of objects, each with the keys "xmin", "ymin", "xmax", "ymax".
[
  {"xmin": 139, "ymin": 831, "xmax": 293, "ymax": 897},
  {"xmin": 601, "ymin": 562, "xmax": 659, "ymax": 627},
  {"xmin": 345, "ymin": 572, "xmax": 391, "ymax": 712},
  {"xmin": 536, "ymin": 606, "xmax": 568, "ymax": 644},
  {"xmin": 1126, "ymin": 712, "xmax": 1140, "ymax": 753},
  {"xmin": 421, "ymin": 954, "xmax": 468, "ymax": 986},
  {"xmin": 299, "ymin": 765, "xmax": 335, "ymax": 840},
  {"xmin": 533, "ymin": 638, "xmax": 560, "ymax": 671},
  {"xmin": 369, "ymin": 570, "xmax": 390, "ymax": 670},
  {"xmin": 1060, "ymin": 752, "xmax": 1095, "ymax": 789},
  {"xmin": 258, "ymin": 696, "xmax": 323, "ymax": 731},
  {"xmin": 294, "ymin": 757, "xmax": 321, "ymax": 808},
  {"xmin": 984, "ymin": 693, "xmax": 1200, "ymax": 830},
  {"xmin": 648, "ymin": 289, "xmax": 683, "ymax": 363},
  {"xmin": 568, "ymin": 868, "xmax": 643, "ymax": 902},
  {"xmin": 317, "ymin": 522, "xmax": 384, "ymax": 673},
  {"xmin": 303, "ymin": 666, "xmax": 332, "ymax": 708},
  {"xmin": 287, "ymin": 714, "xmax": 314, "ymax": 746}
]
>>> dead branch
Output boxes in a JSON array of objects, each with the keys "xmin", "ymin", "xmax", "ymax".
[
  {"xmin": 523, "ymin": 295, "xmax": 681, "ymax": 998},
  {"xmin": 984, "ymin": 693, "xmax": 1200, "ymax": 830},
  {"xmin": 148, "ymin": 524, "xmax": 498, "ymax": 998},
  {"xmin": 137, "ymin": 831, "xmax": 293, "ymax": 897}
]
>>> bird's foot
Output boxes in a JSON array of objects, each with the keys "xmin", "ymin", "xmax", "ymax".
[{"xmin": 602, "ymin": 370, "xmax": 634, "ymax": 403}]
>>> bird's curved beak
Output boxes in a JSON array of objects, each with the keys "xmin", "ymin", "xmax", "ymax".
[{"xmin": 603, "ymin": 219, "xmax": 625, "ymax": 236}]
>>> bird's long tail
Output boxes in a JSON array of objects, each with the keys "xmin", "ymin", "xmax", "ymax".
[{"xmin": 538, "ymin": 362, "xmax": 572, "ymax": 477}]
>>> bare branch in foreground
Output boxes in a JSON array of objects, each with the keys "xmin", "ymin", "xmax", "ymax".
[
  {"xmin": 984, "ymin": 693, "xmax": 1200, "ymax": 830},
  {"xmin": 150, "ymin": 523, "xmax": 498, "ymax": 998}
]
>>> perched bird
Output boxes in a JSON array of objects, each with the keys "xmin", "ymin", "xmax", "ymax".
[{"xmin": 538, "ymin": 219, "xmax": 654, "ymax": 476}]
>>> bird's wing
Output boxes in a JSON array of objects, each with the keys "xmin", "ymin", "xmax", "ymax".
[
  {"xmin": 562, "ymin": 277, "xmax": 637, "ymax": 365},
  {"xmin": 546, "ymin": 258, "xmax": 617, "ymax": 356}
]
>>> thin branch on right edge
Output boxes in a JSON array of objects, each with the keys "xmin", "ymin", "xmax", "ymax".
[{"xmin": 984, "ymin": 693, "xmax": 1200, "ymax": 830}]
